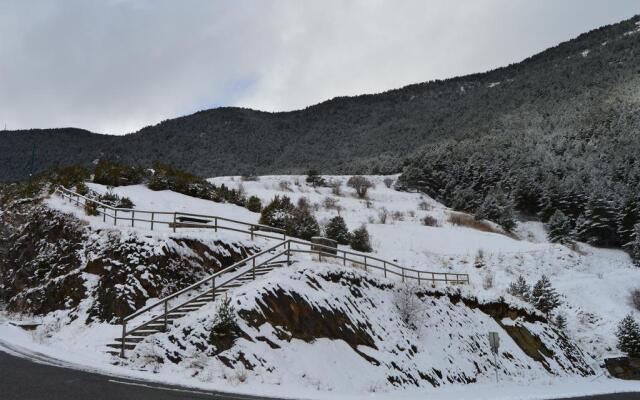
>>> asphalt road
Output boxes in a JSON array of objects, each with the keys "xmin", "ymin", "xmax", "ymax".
[
  {"xmin": 0, "ymin": 348, "xmax": 287, "ymax": 400},
  {"xmin": 0, "ymin": 346, "xmax": 638, "ymax": 400}
]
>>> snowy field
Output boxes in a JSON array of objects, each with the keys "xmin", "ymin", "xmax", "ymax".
[{"xmin": 2, "ymin": 174, "xmax": 639, "ymax": 398}]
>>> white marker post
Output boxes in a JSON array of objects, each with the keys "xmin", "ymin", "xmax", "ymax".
[{"xmin": 488, "ymin": 331, "xmax": 500, "ymax": 383}]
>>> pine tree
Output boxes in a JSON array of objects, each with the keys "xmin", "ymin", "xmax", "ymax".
[
  {"xmin": 259, "ymin": 195, "xmax": 295, "ymax": 231},
  {"xmin": 618, "ymin": 196, "xmax": 640, "ymax": 248},
  {"xmin": 508, "ymin": 275, "xmax": 531, "ymax": 302},
  {"xmin": 246, "ymin": 195, "xmax": 262, "ymax": 213},
  {"xmin": 305, "ymin": 169, "xmax": 325, "ymax": 187},
  {"xmin": 531, "ymin": 275, "xmax": 561, "ymax": 314},
  {"xmin": 616, "ymin": 314, "xmax": 640, "ymax": 357},
  {"xmin": 576, "ymin": 195, "xmax": 619, "ymax": 246},
  {"xmin": 350, "ymin": 225, "xmax": 372, "ymax": 252},
  {"xmin": 628, "ymin": 223, "xmax": 640, "ymax": 266},
  {"xmin": 288, "ymin": 207, "xmax": 320, "ymax": 241},
  {"xmin": 555, "ymin": 314, "xmax": 567, "ymax": 331},
  {"xmin": 325, "ymin": 216, "xmax": 351, "ymax": 245},
  {"xmin": 475, "ymin": 187, "xmax": 516, "ymax": 231},
  {"xmin": 547, "ymin": 209, "xmax": 573, "ymax": 244}
]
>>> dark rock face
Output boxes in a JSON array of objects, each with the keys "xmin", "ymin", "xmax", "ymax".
[
  {"xmin": 605, "ymin": 357, "xmax": 640, "ymax": 380},
  {"xmin": 0, "ymin": 203, "xmax": 87, "ymax": 314},
  {"xmin": 0, "ymin": 190, "xmax": 258, "ymax": 322}
]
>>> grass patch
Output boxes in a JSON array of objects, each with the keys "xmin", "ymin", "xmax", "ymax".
[{"xmin": 448, "ymin": 212, "xmax": 503, "ymax": 234}]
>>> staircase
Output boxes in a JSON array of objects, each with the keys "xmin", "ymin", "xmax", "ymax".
[{"xmin": 106, "ymin": 261, "xmax": 286, "ymax": 356}]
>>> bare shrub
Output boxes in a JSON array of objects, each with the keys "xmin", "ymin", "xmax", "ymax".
[
  {"xmin": 297, "ymin": 196, "xmax": 310, "ymax": 211},
  {"xmin": 391, "ymin": 211, "xmax": 405, "ymax": 222},
  {"xmin": 240, "ymin": 174, "xmax": 259, "ymax": 181},
  {"xmin": 383, "ymin": 177, "xmax": 395, "ymax": 188},
  {"xmin": 394, "ymin": 284, "xmax": 422, "ymax": 330},
  {"xmin": 418, "ymin": 200, "xmax": 432, "ymax": 211},
  {"xmin": 323, "ymin": 196, "xmax": 340, "ymax": 210},
  {"xmin": 474, "ymin": 249, "xmax": 486, "ymax": 268},
  {"xmin": 630, "ymin": 288, "xmax": 640, "ymax": 312},
  {"xmin": 448, "ymin": 212, "xmax": 502, "ymax": 234},
  {"xmin": 378, "ymin": 207, "xmax": 389, "ymax": 224},
  {"xmin": 329, "ymin": 180, "xmax": 342, "ymax": 196},
  {"xmin": 347, "ymin": 176, "xmax": 374, "ymax": 198},
  {"xmin": 84, "ymin": 201, "xmax": 99, "ymax": 216},
  {"xmin": 422, "ymin": 215, "xmax": 439, "ymax": 227},
  {"xmin": 278, "ymin": 180, "xmax": 292, "ymax": 192},
  {"xmin": 365, "ymin": 200, "xmax": 373, "ymax": 209},
  {"xmin": 408, "ymin": 210, "xmax": 416, "ymax": 218},
  {"xmin": 483, "ymin": 272, "xmax": 494, "ymax": 290}
]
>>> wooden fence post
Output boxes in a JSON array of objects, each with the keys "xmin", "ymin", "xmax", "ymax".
[{"xmin": 150, "ymin": 212, "xmax": 154, "ymax": 231}]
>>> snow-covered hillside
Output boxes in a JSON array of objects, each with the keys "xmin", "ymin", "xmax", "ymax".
[
  {"xmin": 209, "ymin": 175, "xmax": 640, "ymax": 361},
  {"xmin": 2, "ymin": 175, "xmax": 640, "ymax": 399}
]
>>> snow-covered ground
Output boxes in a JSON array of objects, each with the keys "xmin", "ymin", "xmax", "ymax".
[{"xmin": 3, "ymin": 174, "xmax": 639, "ymax": 398}]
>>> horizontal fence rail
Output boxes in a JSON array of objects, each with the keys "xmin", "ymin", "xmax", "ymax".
[{"xmin": 55, "ymin": 186, "xmax": 286, "ymax": 240}]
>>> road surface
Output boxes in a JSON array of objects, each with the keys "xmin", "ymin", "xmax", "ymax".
[{"xmin": 0, "ymin": 346, "xmax": 638, "ymax": 400}]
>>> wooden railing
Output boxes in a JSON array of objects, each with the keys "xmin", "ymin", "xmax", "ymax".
[{"xmin": 55, "ymin": 186, "xmax": 286, "ymax": 240}]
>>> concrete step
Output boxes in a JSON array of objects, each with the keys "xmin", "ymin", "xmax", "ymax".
[
  {"xmin": 130, "ymin": 329, "xmax": 162, "ymax": 337},
  {"xmin": 115, "ymin": 337, "xmax": 146, "ymax": 343}
]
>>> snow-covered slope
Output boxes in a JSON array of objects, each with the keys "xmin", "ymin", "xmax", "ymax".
[{"xmin": 209, "ymin": 175, "xmax": 640, "ymax": 361}]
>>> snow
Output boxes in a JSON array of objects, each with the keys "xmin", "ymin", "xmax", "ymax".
[{"xmin": 4, "ymin": 174, "xmax": 639, "ymax": 398}]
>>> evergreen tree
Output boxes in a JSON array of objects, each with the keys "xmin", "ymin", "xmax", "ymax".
[
  {"xmin": 531, "ymin": 275, "xmax": 561, "ymax": 314},
  {"xmin": 325, "ymin": 216, "xmax": 351, "ymax": 245},
  {"xmin": 475, "ymin": 187, "xmax": 516, "ymax": 231},
  {"xmin": 288, "ymin": 207, "xmax": 320, "ymax": 241},
  {"xmin": 508, "ymin": 275, "xmax": 531, "ymax": 302},
  {"xmin": 305, "ymin": 169, "xmax": 325, "ymax": 187},
  {"xmin": 555, "ymin": 314, "xmax": 567, "ymax": 331},
  {"xmin": 350, "ymin": 225, "xmax": 372, "ymax": 252},
  {"xmin": 547, "ymin": 210, "xmax": 573, "ymax": 244},
  {"xmin": 617, "ymin": 196, "xmax": 640, "ymax": 248},
  {"xmin": 259, "ymin": 195, "xmax": 296, "ymax": 231},
  {"xmin": 246, "ymin": 195, "xmax": 262, "ymax": 213},
  {"xmin": 616, "ymin": 314, "xmax": 640, "ymax": 357},
  {"xmin": 576, "ymin": 195, "xmax": 619, "ymax": 246},
  {"xmin": 628, "ymin": 223, "xmax": 640, "ymax": 266}
]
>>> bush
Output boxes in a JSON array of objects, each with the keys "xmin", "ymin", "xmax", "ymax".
[
  {"xmin": 378, "ymin": 207, "xmax": 388, "ymax": 224},
  {"xmin": 350, "ymin": 225, "xmax": 372, "ymax": 252},
  {"xmin": 305, "ymin": 169, "xmax": 325, "ymax": 187},
  {"xmin": 347, "ymin": 176, "xmax": 374, "ymax": 198},
  {"xmin": 508, "ymin": 276, "xmax": 531, "ymax": 302},
  {"xmin": 50, "ymin": 165, "xmax": 90, "ymax": 189},
  {"xmin": 323, "ymin": 197, "xmax": 340, "ymax": 210},
  {"xmin": 448, "ymin": 212, "xmax": 503, "ymax": 234},
  {"xmin": 259, "ymin": 195, "xmax": 319, "ymax": 240},
  {"xmin": 93, "ymin": 159, "xmax": 145, "ymax": 187},
  {"xmin": 325, "ymin": 216, "xmax": 351, "ymax": 245},
  {"xmin": 84, "ymin": 201, "xmax": 100, "ymax": 216},
  {"xmin": 391, "ymin": 211, "xmax": 404, "ymax": 222},
  {"xmin": 421, "ymin": 215, "xmax": 439, "ymax": 226},
  {"xmin": 394, "ymin": 284, "xmax": 421, "ymax": 329},
  {"xmin": 246, "ymin": 195, "xmax": 262, "ymax": 212},
  {"xmin": 418, "ymin": 200, "xmax": 432, "ymax": 211},
  {"xmin": 473, "ymin": 249, "xmax": 485, "ymax": 268},
  {"xmin": 383, "ymin": 177, "xmax": 394, "ymax": 189},
  {"xmin": 75, "ymin": 182, "xmax": 89, "ymax": 196}
]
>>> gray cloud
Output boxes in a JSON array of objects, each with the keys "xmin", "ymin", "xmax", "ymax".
[{"xmin": 0, "ymin": 0, "xmax": 638, "ymax": 134}]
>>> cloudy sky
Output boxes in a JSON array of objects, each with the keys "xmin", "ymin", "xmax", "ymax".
[{"xmin": 1, "ymin": 0, "xmax": 638, "ymax": 135}]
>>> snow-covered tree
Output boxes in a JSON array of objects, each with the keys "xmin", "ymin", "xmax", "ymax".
[
  {"xmin": 475, "ymin": 187, "xmax": 516, "ymax": 231},
  {"xmin": 259, "ymin": 195, "xmax": 295, "ymax": 231},
  {"xmin": 547, "ymin": 210, "xmax": 573, "ymax": 244},
  {"xmin": 350, "ymin": 225, "xmax": 372, "ymax": 252},
  {"xmin": 508, "ymin": 276, "xmax": 531, "ymax": 302},
  {"xmin": 289, "ymin": 208, "xmax": 320, "ymax": 241},
  {"xmin": 628, "ymin": 223, "xmax": 640, "ymax": 266},
  {"xmin": 531, "ymin": 275, "xmax": 561, "ymax": 314},
  {"xmin": 325, "ymin": 216, "xmax": 350, "ymax": 245},
  {"xmin": 554, "ymin": 314, "xmax": 567, "ymax": 331},
  {"xmin": 617, "ymin": 196, "xmax": 640, "ymax": 247},
  {"xmin": 616, "ymin": 314, "xmax": 640, "ymax": 357},
  {"xmin": 575, "ymin": 195, "xmax": 619, "ymax": 246}
]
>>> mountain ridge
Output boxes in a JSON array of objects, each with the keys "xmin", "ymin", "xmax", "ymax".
[{"xmin": 1, "ymin": 14, "xmax": 639, "ymax": 181}]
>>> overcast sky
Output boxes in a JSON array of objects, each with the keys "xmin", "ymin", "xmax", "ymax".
[{"xmin": 1, "ymin": 0, "xmax": 638, "ymax": 135}]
